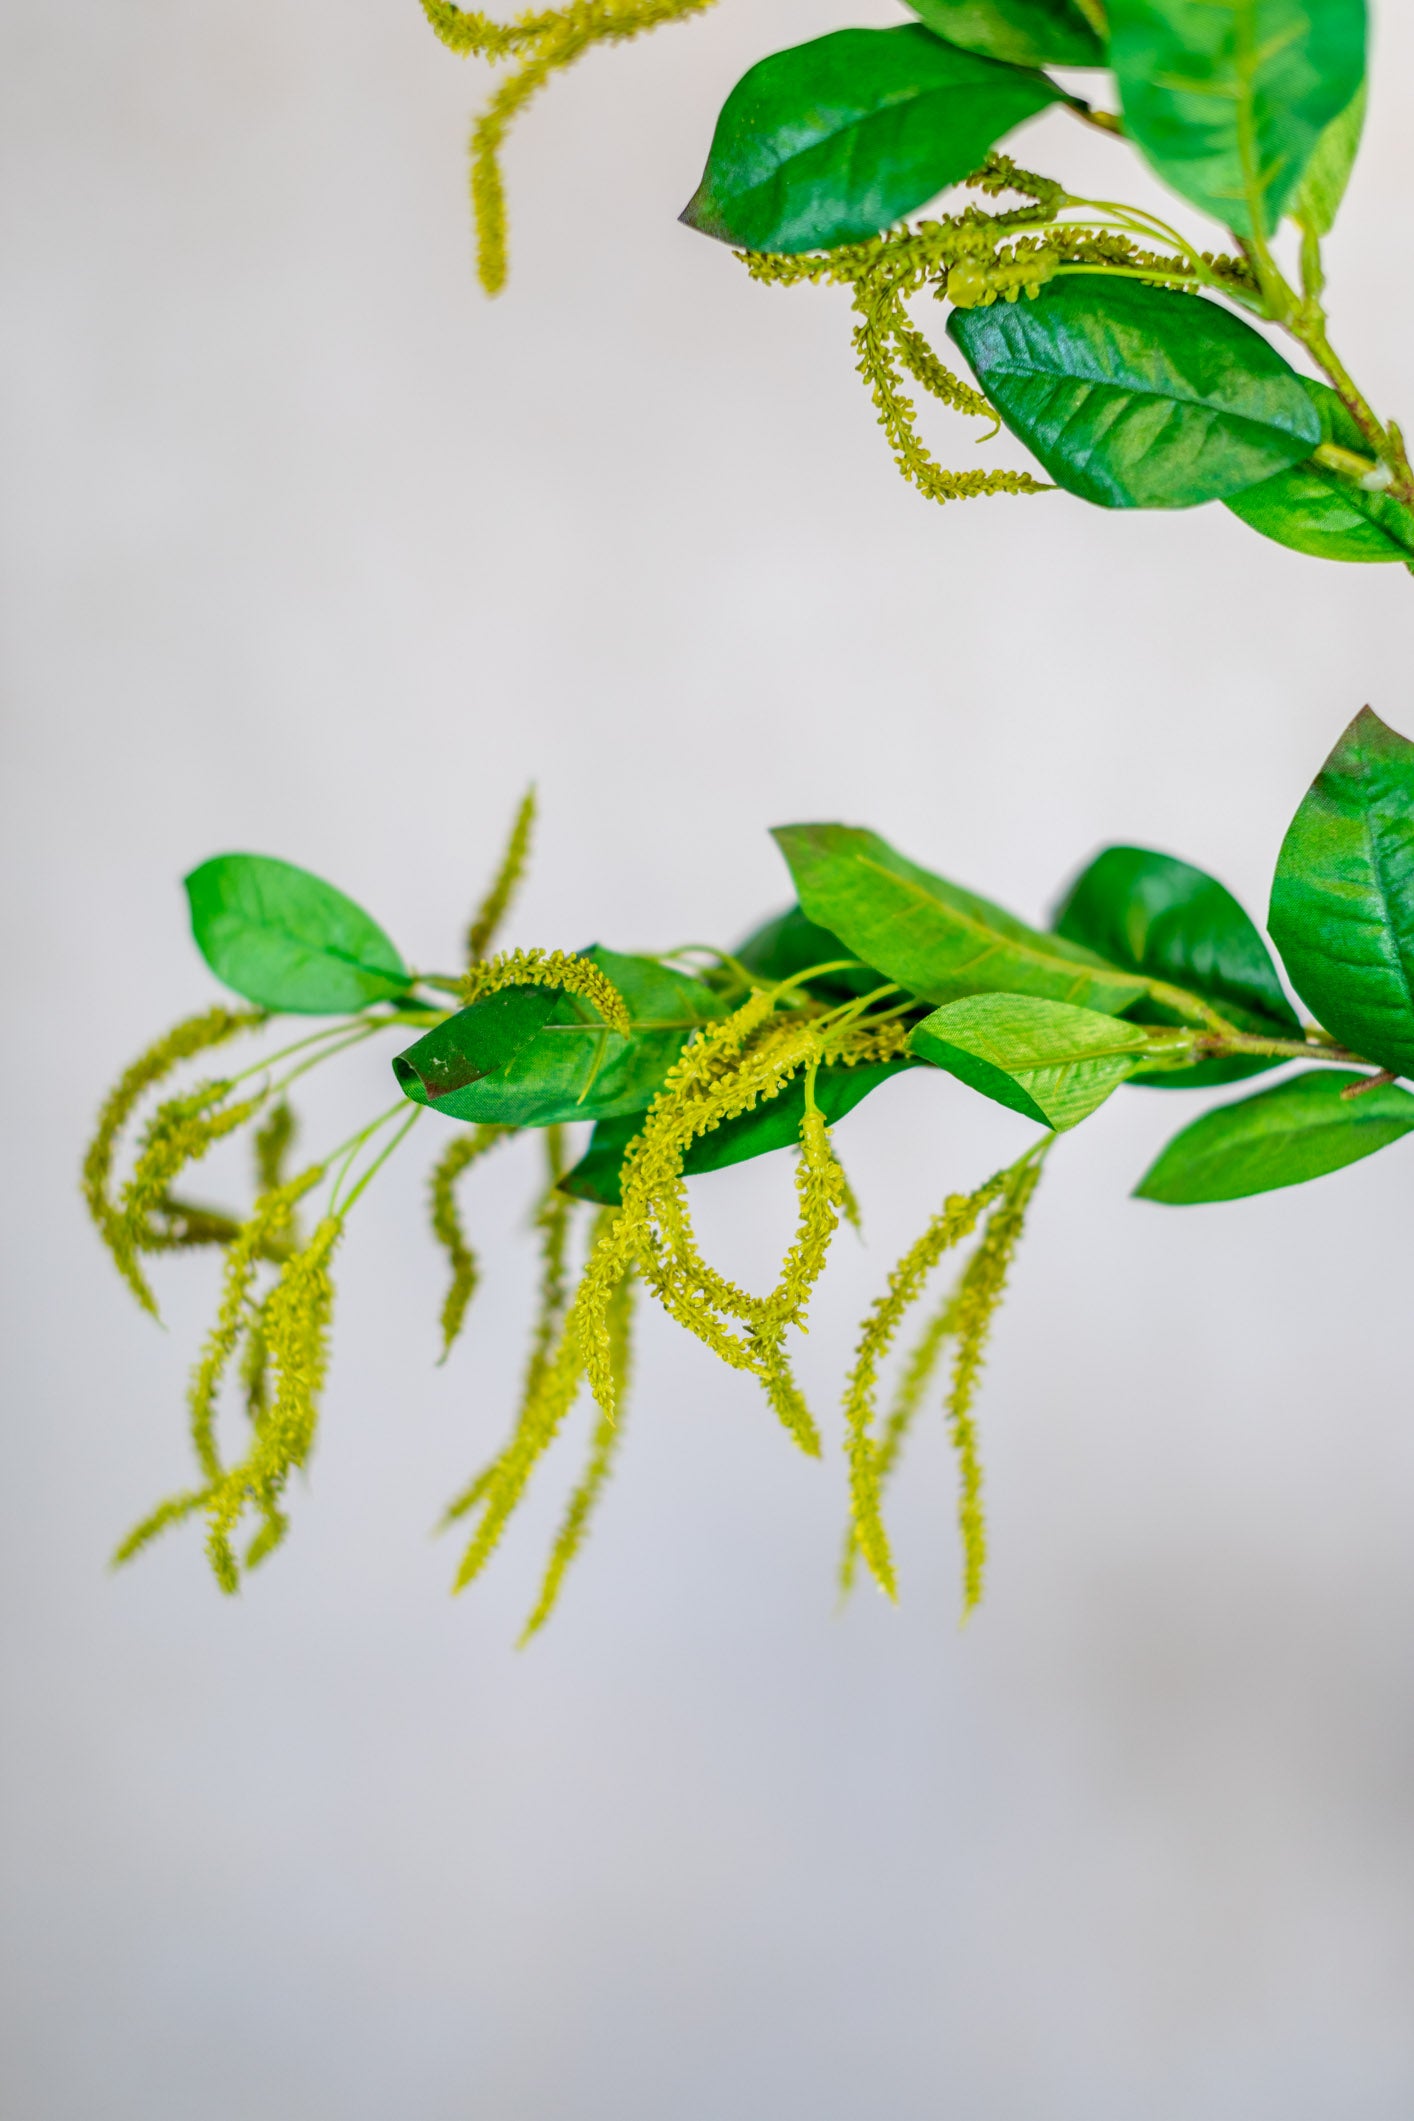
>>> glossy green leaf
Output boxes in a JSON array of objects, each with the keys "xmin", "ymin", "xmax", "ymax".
[
  {"xmin": 392, "ymin": 985, "xmax": 562, "ymax": 1104},
  {"xmin": 910, "ymin": 993, "xmax": 1181, "ymax": 1129},
  {"xmin": 1053, "ymin": 843, "xmax": 1299, "ymax": 1086},
  {"xmin": 1224, "ymin": 380, "xmax": 1414, "ymax": 565},
  {"xmin": 947, "ymin": 278, "xmax": 1320, "ymax": 508},
  {"xmin": 734, "ymin": 903, "xmax": 883, "ymax": 999},
  {"xmin": 1107, "ymin": 0, "xmax": 1367, "ymax": 239},
  {"xmin": 559, "ymin": 1058, "xmax": 914, "ymax": 1207},
  {"xmin": 680, "ymin": 26, "xmax": 1065, "ymax": 254},
  {"xmin": 1226, "ymin": 465, "xmax": 1414, "ymax": 566},
  {"xmin": 394, "ymin": 950, "xmax": 726, "ymax": 1127},
  {"xmin": 185, "ymin": 854, "xmax": 410, "ymax": 1015},
  {"xmin": 904, "ymin": 0, "xmax": 1104, "ymax": 67},
  {"xmin": 1134, "ymin": 1067, "xmax": 1414, "ymax": 1203},
  {"xmin": 774, "ymin": 822, "xmax": 1152, "ymax": 1014},
  {"xmin": 1293, "ymin": 79, "xmax": 1367, "ymax": 235},
  {"xmin": 1269, "ymin": 708, "xmax": 1414, "ymax": 1076}
]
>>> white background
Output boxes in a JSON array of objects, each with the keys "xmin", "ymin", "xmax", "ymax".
[{"xmin": 5, "ymin": 2, "xmax": 1414, "ymax": 2114}]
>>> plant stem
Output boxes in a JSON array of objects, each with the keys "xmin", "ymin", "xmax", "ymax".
[
  {"xmin": 339, "ymin": 1108, "xmax": 423, "ymax": 1215},
  {"xmin": 1196, "ymin": 1031, "xmax": 1371, "ymax": 1066},
  {"xmin": 1340, "ymin": 1070, "xmax": 1397, "ymax": 1100},
  {"xmin": 1312, "ymin": 440, "xmax": 1390, "ymax": 489},
  {"xmin": 1144, "ymin": 979, "xmax": 1239, "ymax": 1037},
  {"xmin": 326, "ymin": 1101, "xmax": 415, "ymax": 1217},
  {"xmin": 1069, "ymin": 104, "xmax": 1124, "ymax": 140},
  {"xmin": 1288, "ymin": 316, "xmax": 1414, "ymax": 508},
  {"xmin": 1232, "ymin": 143, "xmax": 1414, "ymax": 510}
]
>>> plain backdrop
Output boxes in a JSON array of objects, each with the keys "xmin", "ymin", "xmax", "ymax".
[{"xmin": 5, "ymin": 2, "xmax": 1414, "ymax": 2115}]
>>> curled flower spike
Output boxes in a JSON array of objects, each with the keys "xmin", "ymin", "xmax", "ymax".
[
  {"xmin": 421, "ymin": 0, "xmax": 720, "ymax": 293},
  {"xmin": 463, "ymin": 948, "xmax": 632, "ymax": 1036},
  {"xmin": 82, "ymin": 1005, "xmax": 265, "ymax": 1300}
]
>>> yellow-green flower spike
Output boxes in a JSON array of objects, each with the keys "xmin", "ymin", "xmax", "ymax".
[
  {"xmin": 428, "ymin": 1123, "xmax": 515, "ymax": 1361},
  {"xmin": 945, "ymin": 1151, "xmax": 1047, "ymax": 1615},
  {"xmin": 841, "ymin": 1163, "xmax": 1015, "ymax": 1601},
  {"xmin": 82, "ymin": 1006, "xmax": 265, "ymax": 1303},
  {"xmin": 466, "ymin": 786, "xmax": 536, "ymax": 965},
  {"xmin": 115, "ymin": 1084, "xmax": 266, "ymax": 1318},
  {"xmin": 463, "ymin": 948, "xmax": 631, "ymax": 1036},
  {"xmin": 519, "ymin": 1267, "xmax": 637, "ymax": 1643},
  {"xmin": 422, "ymin": 0, "xmax": 720, "ymax": 294}
]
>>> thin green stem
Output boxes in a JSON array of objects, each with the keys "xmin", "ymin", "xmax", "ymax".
[
  {"xmin": 1312, "ymin": 441, "xmax": 1390, "ymax": 490},
  {"xmin": 339, "ymin": 1108, "xmax": 424, "ymax": 1216},
  {"xmin": 1296, "ymin": 216, "xmax": 1325, "ymax": 303},
  {"xmin": 1050, "ymin": 263, "xmax": 1200, "ymax": 287},
  {"xmin": 225, "ymin": 1011, "xmax": 443, "ymax": 1095},
  {"xmin": 538, "ymin": 1016, "xmax": 725, "ymax": 1034},
  {"xmin": 325, "ymin": 1101, "xmax": 410, "ymax": 1217},
  {"xmin": 655, "ymin": 945, "xmax": 758, "ymax": 999},
  {"xmin": 411, "ymin": 973, "xmax": 469, "ymax": 999},
  {"xmin": 812, "ymin": 982, "xmax": 906, "ymax": 1041},
  {"xmin": 1142, "ymin": 979, "xmax": 1239, "ymax": 1038},
  {"xmin": 270, "ymin": 1024, "xmax": 386, "ymax": 1096},
  {"xmin": 769, "ymin": 960, "xmax": 875, "ymax": 998},
  {"xmin": 224, "ymin": 1019, "xmax": 365, "ymax": 1091},
  {"xmin": 1062, "ymin": 199, "xmax": 1226, "ymax": 289}
]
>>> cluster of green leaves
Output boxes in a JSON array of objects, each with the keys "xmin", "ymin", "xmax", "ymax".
[
  {"xmin": 682, "ymin": 0, "xmax": 1414, "ymax": 557},
  {"xmin": 424, "ymin": 0, "xmax": 1413, "ymax": 566},
  {"xmin": 758, "ymin": 711, "xmax": 1414, "ymax": 1197},
  {"xmin": 87, "ymin": 708, "xmax": 1414, "ymax": 1625}
]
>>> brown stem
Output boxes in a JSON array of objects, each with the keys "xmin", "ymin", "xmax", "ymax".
[{"xmin": 1340, "ymin": 1069, "xmax": 1398, "ymax": 1100}]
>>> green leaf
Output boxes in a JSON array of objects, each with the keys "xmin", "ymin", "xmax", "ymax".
[
  {"xmin": 392, "ymin": 985, "xmax": 563, "ymax": 1105},
  {"xmin": 910, "ymin": 993, "xmax": 1182, "ymax": 1129},
  {"xmin": 1107, "ymin": 0, "xmax": 1367, "ymax": 239},
  {"xmin": 393, "ymin": 950, "xmax": 727, "ymax": 1127},
  {"xmin": 774, "ymin": 822, "xmax": 1154, "ymax": 1014},
  {"xmin": 1292, "ymin": 78, "xmax": 1366, "ymax": 235},
  {"xmin": 559, "ymin": 1058, "xmax": 914, "ymax": 1207},
  {"xmin": 734, "ymin": 903, "xmax": 884, "ymax": 999},
  {"xmin": 1226, "ymin": 466, "xmax": 1414, "ymax": 567},
  {"xmin": 184, "ymin": 854, "xmax": 410, "ymax": 1015},
  {"xmin": 947, "ymin": 278, "xmax": 1321, "ymax": 508},
  {"xmin": 1224, "ymin": 380, "xmax": 1414, "ymax": 566},
  {"xmin": 680, "ymin": 26, "xmax": 1065, "ymax": 254},
  {"xmin": 1134, "ymin": 1067, "xmax": 1414, "ymax": 1203},
  {"xmin": 1053, "ymin": 843, "xmax": 1299, "ymax": 1086},
  {"xmin": 904, "ymin": 0, "xmax": 1104, "ymax": 67},
  {"xmin": 1269, "ymin": 708, "xmax": 1414, "ymax": 1076}
]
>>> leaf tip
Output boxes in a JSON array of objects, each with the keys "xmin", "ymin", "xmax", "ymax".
[{"xmin": 678, "ymin": 186, "xmax": 729, "ymax": 242}]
